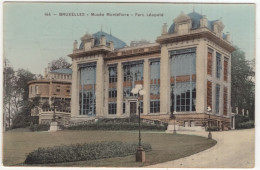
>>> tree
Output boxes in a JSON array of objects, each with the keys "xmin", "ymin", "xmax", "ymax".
[
  {"xmin": 3, "ymin": 61, "xmax": 40, "ymax": 129},
  {"xmin": 50, "ymin": 57, "xmax": 71, "ymax": 71},
  {"xmin": 231, "ymin": 47, "xmax": 255, "ymax": 120},
  {"xmin": 12, "ymin": 97, "xmax": 40, "ymax": 128},
  {"xmin": 3, "ymin": 64, "xmax": 16, "ymax": 129}
]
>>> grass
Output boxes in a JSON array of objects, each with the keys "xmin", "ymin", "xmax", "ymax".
[{"xmin": 3, "ymin": 129, "xmax": 216, "ymax": 167}]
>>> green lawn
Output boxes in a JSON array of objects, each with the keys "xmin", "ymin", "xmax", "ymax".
[{"xmin": 3, "ymin": 129, "xmax": 216, "ymax": 167}]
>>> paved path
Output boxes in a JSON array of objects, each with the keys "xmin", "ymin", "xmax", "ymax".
[{"xmin": 147, "ymin": 129, "xmax": 255, "ymax": 168}]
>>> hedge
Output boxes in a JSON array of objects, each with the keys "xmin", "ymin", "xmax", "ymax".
[
  {"xmin": 30, "ymin": 124, "xmax": 50, "ymax": 132},
  {"xmin": 66, "ymin": 122, "xmax": 167, "ymax": 131},
  {"xmin": 206, "ymin": 126, "xmax": 220, "ymax": 131},
  {"xmin": 24, "ymin": 141, "xmax": 152, "ymax": 164},
  {"xmin": 236, "ymin": 120, "xmax": 254, "ymax": 129},
  {"xmin": 97, "ymin": 116, "xmax": 140, "ymax": 123}
]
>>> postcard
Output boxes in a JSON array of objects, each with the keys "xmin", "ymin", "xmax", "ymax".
[{"xmin": 2, "ymin": 1, "xmax": 256, "ymax": 169}]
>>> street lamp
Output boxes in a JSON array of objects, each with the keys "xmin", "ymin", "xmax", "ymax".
[
  {"xmin": 170, "ymin": 87, "xmax": 177, "ymax": 134},
  {"xmin": 131, "ymin": 84, "xmax": 145, "ymax": 162},
  {"xmin": 207, "ymin": 106, "xmax": 212, "ymax": 139}
]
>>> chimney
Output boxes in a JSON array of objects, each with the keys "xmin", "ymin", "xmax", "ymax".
[
  {"xmin": 100, "ymin": 35, "xmax": 106, "ymax": 46},
  {"xmin": 91, "ymin": 38, "xmax": 95, "ymax": 47},
  {"xmin": 226, "ymin": 32, "xmax": 231, "ymax": 42},
  {"xmin": 73, "ymin": 40, "xmax": 78, "ymax": 50},
  {"xmin": 109, "ymin": 41, "xmax": 114, "ymax": 51},
  {"xmin": 161, "ymin": 23, "xmax": 168, "ymax": 35},
  {"xmin": 200, "ymin": 15, "xmax": 208, "ymax": 28}
]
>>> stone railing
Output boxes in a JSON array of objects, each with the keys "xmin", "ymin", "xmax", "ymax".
[{"xmin": 41, "ymin": 108, "xmax": 71, "ymax": 113}]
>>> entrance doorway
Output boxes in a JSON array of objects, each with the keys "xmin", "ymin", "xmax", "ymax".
[{"xmin": 130, "ymin": 102, "xmax": 137, "ymax": 116}]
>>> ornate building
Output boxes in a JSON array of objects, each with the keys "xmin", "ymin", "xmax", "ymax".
[
  {"xmin": 68, "ymin": 11, "xmax": 235, "ymax": 130},
  {"xmin": 28, "ymin": 67, "xmax": 72, "ymax": 124}
]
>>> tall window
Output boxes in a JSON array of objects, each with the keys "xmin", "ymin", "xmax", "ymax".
[
  {"xmin": 109, "ymin": 89, "xmax": 117, "ymax": 98},
  {"xmin": 150, "ymin": 59, "xmax": 160, "ymax": 112},
  {"xmin": 123, "ymin": 61, "xmax": 144, "ymax": 97},
  {"xmin": 108, "ymin": 65, "xmax": 117, "ymax": 83},
  {"xmin": 207, "ymin": 81, "xmax": 212, "ymax": 109},
  {"xmin": 108, "ymin": 103, "xmax": 117, "ymax": 114},
  {"xmin": 79, "ymin": 62, "xmax": 96, "ymax": 116},
  {"xmin": 215, "ymin": 84, "xmax": 220, "ymax": 114},
  {"xmin": 216, "ymin": 52, "xmax": 222, "ymax": 78},
  {"xmin": 150, "ymin": 101, "xmax": 160, "ymax": 113},
  {"xmin": 207, "ymin": 49, "xmax": 213, "ymax": 75},
  {"xmin": 223, "ymin": 86, "xmax": 228, "ymax": 116},
  {"xmin": 170, "ymin": 48, "xmax": 196, "ymax": 112},
  {"xmin": 224, "ymin": 57, "xmax": 228, "ymax": 82},
  {"xmin": 123, "ymin": 102, "xmax": 126, "ymax": 114}
]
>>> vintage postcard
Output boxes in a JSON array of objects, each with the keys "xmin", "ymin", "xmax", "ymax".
[{"xmin": 2, "ymin": 1, "xmax": 256, "ymax": 169}]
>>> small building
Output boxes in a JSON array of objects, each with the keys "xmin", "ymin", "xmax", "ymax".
[
  {"xmin": 28, "ymin": 67, "xmax": 72, "ymax": 124},
  {"xmin": 68, "ymin": 11, "xmax": 236, "ymax": 130}
]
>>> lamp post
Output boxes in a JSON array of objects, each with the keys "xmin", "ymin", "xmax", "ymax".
[
  {"xmin": 207, "ymin": 106, "xmax": 212, "ymax": 139},
  {"xmin": 131, "ymin": 84, "xmax": 145, "ymax": 162},
  {"xmin": 170, "ymin": 87, "xmax": 177, "ymax": 134}
]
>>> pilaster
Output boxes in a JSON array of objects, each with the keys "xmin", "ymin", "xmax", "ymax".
[
  {"xmin": 143, "ymin": 58, "xmax": 150, "ymax": 115},
  {"xmin": 160, "ymin": 45, "xmax": 170, "ymax": 114},
  {"xmin": 96, "ymin": 56, "xmax": 104, "ymax": 117},
  {"xmin": 196, "ymin": 40, "xmax": 207, "ymax": 113},
  {"xmin": 71, "ymin": 61, "xmax": 79, "ymax": 117},
  {"xmin": 228, "ymin": 54, "xmax": 232, "ymax": 116},
  {"xmin": 117, "ymin": 62, "xmax": 123, "ymax": 116},
  {"xmin": 104, "ymin": 64, "xmax": 109, "ymax": 116}
]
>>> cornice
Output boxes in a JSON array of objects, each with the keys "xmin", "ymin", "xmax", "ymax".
[{"xmin": 156, "ymin": 28, "xmax": 235, "ymax": 53}]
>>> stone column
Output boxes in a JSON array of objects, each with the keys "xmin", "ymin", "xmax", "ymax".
[
  {"xmin": 70, "ymin": 60, "xmax": 79, "ymax": 118},
  {"xmin": 117, "ymin": 62, "xmax": 123, "ymax": 116},
  {"xmin": 95, "ymin": 56, "xmax": 104, "ymax": 117},
  {"xmin": 160, "ymin": 45, "xmax": 170, "ymax": 114},
  {"xmin": 143, "ymin": 58, "xmax": 150, "ymax": 115},
  {"xmin": 196, "ymin": 40, "xmax": 207, "ymax": 113}
]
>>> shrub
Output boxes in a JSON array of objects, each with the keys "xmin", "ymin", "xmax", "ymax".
[
  {"xmin": 206, "ymin": 126, "xmax": 220, "ymax": 131},
  {"xmin": 67, "ymin": 122, "xmax": 167, "ymax": 131},
  {"xmin": 30, "ymin": 124, "xmax": 50, "ymax": 132},
  {"xmin": 235, "ymin": 114, "xmax": 249, "ymax": 127},
  {"xmin": 24, "ymin": 141, "xmax": 152, "ymax": 164},
  {"xmin": 236, "ymin": 120, "xmax": 254, "ymax": 129},
  {"xmin": 97, "ymin": 116, "xmax": 140, "ymax": 124}
]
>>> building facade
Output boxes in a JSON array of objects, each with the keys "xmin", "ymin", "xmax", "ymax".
[
  {"xmin": 28, "ymin": 68, "xmax": 72, "ymax": 124},
  {"xmin": 68, "ymin": 11, "xmax": 235, "ymax": 129}
]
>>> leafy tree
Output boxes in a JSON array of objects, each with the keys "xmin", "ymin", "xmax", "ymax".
[
  {"xmin": 3, "ymin": 65, "xmax": 16, "ymax": 129},
  {"xmin": 12, "ymin": 97, "xmax": 40, "ymax": 128},
  {"xmin": 50, "ymin": 57, "xmax": 71, "ymax": 71},
  {"xmin": 231, "ymin": 47, "xmax": 255, "ymax": 120},
  {"xmin": 16, "ymin": 69, "xmax": 36, "ymax": 101}
]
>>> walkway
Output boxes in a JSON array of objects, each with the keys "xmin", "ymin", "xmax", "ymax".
[{"xmin": 147, "ymin": 129, "xmax": 255, "ymax": 168}]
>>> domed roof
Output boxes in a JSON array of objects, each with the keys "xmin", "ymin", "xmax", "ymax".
[
  {"xmin": 168, "ymin": 11, "xmax": 224, "ymax": 36},
  {"xmin": 79, "ymin": 31, "xmax": 127, "ymax": 50}
]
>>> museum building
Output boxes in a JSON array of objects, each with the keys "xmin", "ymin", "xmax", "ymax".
[{"xmin": 68, "ymin": 11, "xmax": 236, "ymax": 130}]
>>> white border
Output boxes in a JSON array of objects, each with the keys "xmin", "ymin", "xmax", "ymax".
[{"xmin": 0, "ymin": 1, "xmax": 258, "ymax": 170}]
